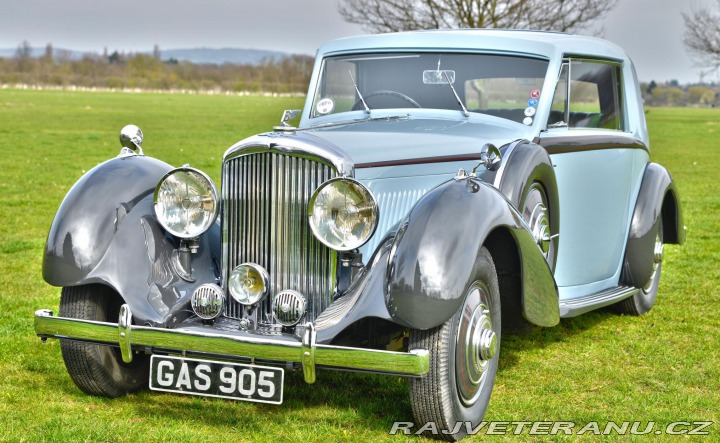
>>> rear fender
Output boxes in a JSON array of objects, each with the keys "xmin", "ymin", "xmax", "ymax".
[{"xmin": 622, "ymin": 162, "xmax": 684, "ymax": 288}]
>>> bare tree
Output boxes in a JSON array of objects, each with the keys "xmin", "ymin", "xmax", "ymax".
[
  {"xmin": 683, "ymin": 0, "xmax": 720, "ymax": 72},
  {"xmin": 338, "ymin": 0, "xmax": 616, "ymax": 34},
  {"xmin": 15, "ymin": 40, "xmax": 32, "ymax": 59}
]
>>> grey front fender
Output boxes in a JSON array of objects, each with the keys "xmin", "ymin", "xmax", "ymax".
[
  {"xmin": 43, "ymin": 155, "xmax": 173, "ymax": 286},
  {"xmin": 43, "ymin": 155, "xmax": 221, "ymax": 326},
  {"xmin": 386, "ymin": 178, "xmax": 559, "ymax": 330}
]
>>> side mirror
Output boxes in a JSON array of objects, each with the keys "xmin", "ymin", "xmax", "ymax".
[{"xmin": 478, "ymin": 143, "xmax": 501, "ymax": 172}]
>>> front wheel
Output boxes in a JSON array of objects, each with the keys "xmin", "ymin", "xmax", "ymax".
[
  {"xmin": 409, "ymin": 247, "xmax": 500, "ymax": 440},
  {"xmin": 59, "ymin": 285, "xmax": 149, "ymax": 397}
]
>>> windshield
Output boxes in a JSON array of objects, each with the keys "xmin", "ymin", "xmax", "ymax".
[{"xmin": 310, "ymin": 52, "xmax": 549, "ymax": 124}]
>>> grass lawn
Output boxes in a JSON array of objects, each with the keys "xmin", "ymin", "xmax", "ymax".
[{"xmin": 0, "ymin": 89, "xmax": 718, "ymax": 441}]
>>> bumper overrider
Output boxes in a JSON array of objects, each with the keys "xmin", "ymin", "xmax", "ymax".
[{"xmin": 34, "ymin": 305, "xmax": 430, "ymax": 384}]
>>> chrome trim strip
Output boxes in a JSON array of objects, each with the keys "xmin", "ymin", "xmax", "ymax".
[
  {"xmin": 301, "ymin": 322, "xmax": 317, "ymax": 383},
  {"xmin": 224, "ymin": 132, "xmax": 355, "ymax": 178},
  {"xmin": 118, "ymin": 304, "xmax": 132, "ymax": 363},
  {"xmin": 356, "ymin": 153, "xmax": 484, "ymax": 169},
  {"xmin": 559, "ymin": 286, "xmax": 638, "ymax": 318},
  {"xmin": 34, "ymin": 308, "xmax": 430, "ymax": 378}
]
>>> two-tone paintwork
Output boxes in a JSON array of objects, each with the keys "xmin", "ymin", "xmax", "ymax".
[
  {"xmin": 40, "ymin": 30, "xmax": 684, "ymax": 350},
  {"xmin": 297, "ymin": 29, "xmax": 681, "ymax": 313}
]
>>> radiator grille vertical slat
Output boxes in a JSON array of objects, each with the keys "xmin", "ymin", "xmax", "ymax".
[{"xmin": 222, "ymin": 152, "xmax": 336, "ymax": 324}]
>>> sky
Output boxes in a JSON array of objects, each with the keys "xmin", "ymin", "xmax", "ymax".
[{"xmin": 0, "ymin": 0, "xmax": 716, "ymax": 84}]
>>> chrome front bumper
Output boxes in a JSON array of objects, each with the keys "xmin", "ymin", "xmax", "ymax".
[{"xmin": 34, "ymin": 305, "xmax": 429, "ymax": 384}]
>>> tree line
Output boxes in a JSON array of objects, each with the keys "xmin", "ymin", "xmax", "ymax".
[
  {"xmin": 1, "ymin": 43, "xmax": 313, "ymax": 93},
  {"xmin": 642, "ymin": 81, "xmax": 719, "ymax": 107}
]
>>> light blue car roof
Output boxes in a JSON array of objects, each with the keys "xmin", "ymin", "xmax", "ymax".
[
  {"xmin": 317, "ymin": 29, "xmax": 629, "ymax": 62},
  {"xmin": 303, "ymin": 29, "xmax": 647, "ymax": 144}
]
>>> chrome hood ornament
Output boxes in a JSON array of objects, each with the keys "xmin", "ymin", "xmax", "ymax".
[
  {"xmin": 119, "ymin": 124, "xmax": 144, "ymax": 156},
  {"xmin": 273, "ymin": 109, "xmax": 301, "ymax": 132}
]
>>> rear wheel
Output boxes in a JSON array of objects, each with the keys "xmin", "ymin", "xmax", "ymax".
[
  {"xmin": 615, "ymin": 219, "xmax": 664, "ymax": 315},
  {"xmin": 409, "ymin": 247, "xmax": 500, "ymax": 440},
  {"xmin": 59, "ymin": 285, "xmax": 149, "ymax": 397}
]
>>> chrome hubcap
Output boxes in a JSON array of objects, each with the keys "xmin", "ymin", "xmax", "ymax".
[
  {"xmin": 523, "ymin": 184, "xmax": 551, "ymax": 258},
  {"xmin": 643, "ymin": 232, "xmax": 664, "ymax": 293},
  {"xmin": 478, "ymin": 327, "xmax": 497, "ymax": 361},
  {"xmin": 456, "ymin": 283, "xmax": 495, "ymax": 406}
]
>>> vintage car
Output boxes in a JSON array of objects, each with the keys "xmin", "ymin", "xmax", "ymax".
[{"xmin": 35, "ymin": 30, "xmax": 684, "ymax": 439}]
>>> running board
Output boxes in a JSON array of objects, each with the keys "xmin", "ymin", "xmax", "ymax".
[{"xmin": 559, "ymin": 286, "xmax": 639, "ymax": 318}]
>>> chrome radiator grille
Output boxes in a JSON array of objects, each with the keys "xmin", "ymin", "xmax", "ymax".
[{"xmin": 222, "ymin": 152, "xmax": 337, "ymax": 324}]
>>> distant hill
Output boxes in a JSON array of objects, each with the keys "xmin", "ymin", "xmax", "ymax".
[
  {"xmin": 161, "ymin": 48, "xmax": 290, "ymax": 64},
  {"xmin": 0, "ymin": 47, "xmax": 86, "ymax": 60},
  {"xmin": 0, "ymin": 46, "xmax": 295, "ymax": 65}
]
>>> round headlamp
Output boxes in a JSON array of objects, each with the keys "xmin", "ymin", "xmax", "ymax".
[
  {"xmin": 228, "ymin": 263, "xmax": 269, "ymax": 305},
  {"xmin": 308, "ymin": 178, "xmax": 378, "ymax": 251},
  {"xmin": 154, "ymin": 167, "xmax": 219, "ymax": 239}
]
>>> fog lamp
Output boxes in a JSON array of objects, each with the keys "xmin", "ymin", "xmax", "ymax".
[
  {"xmin": 191, "ymin": 284, "xmax": 225, "ymax": 320},
  {"xmin": 272, "ymin": 290, "xmax": 307, "ymax": 326},
  {"xmin": 228, "ymin": 263, "xmax": 269, "ymax": 305}
]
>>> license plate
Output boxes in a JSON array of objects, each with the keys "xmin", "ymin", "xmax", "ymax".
[{"xmin": 149, "ymin": 355, "xmax": 283, "ymax": 404}]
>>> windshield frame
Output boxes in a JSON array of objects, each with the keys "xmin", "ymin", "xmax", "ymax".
[{"xmin": 303, "ymin": 49, "xmax": 552, "ymax": 127}]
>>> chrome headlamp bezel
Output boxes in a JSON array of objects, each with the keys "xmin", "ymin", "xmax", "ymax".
[
  {"xmin": 153, "ymin": 166, "xmax": 219, "ymax": 239},
  {"xmin": 308, "ymin": 177, "xmax": 379, "ymax": 251}
]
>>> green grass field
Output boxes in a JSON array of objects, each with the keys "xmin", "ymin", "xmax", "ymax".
[{"xmin": 0, "ymin": 89, "xmax": 718, "ymax": 442}]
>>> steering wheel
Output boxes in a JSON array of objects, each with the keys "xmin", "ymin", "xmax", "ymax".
[{"xmin": 351, "ymin": 90, "xmax": 421, "ymax": 111}]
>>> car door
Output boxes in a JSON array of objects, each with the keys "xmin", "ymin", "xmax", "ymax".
[{"xmin": 536, "ymin": 59, "xmax": 648, "ymax": 299}]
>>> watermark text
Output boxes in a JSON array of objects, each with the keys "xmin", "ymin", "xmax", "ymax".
[{"xmin": 389, "ymin": 421, "xmax": 713, "ymax": 436}]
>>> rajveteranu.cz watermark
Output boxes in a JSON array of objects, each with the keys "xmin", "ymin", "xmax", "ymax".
[{"xmin": 389, "ymin": 421, "xmax": 714, "ymax": 436}]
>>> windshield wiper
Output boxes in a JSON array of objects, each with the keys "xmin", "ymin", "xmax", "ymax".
[
  {"xmin": 349, "ymin": 70, "xmax": 370, "ymax": 114},
  {"xmin": 443, "ymin": 70, "xmax": 469, "ymax": 117}
]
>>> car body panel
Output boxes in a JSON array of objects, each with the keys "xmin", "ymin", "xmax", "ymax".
[
  {"xmin": 304, "ymin": 115, "xmax": 528, "ymax": 166},
  {"xmin": 42, "ymin": 154, "xmax": 221, "ymax": 326},
  {"xmin": 43, "ymin": 155, "xmax": 173, "ymax": 287},
  {"xmin": 622, "ymin": 162, "xmax": 684, "ymax": 288},
  {"xmin": 536, "ymin": 131, "xmax": 648, "ymax": 297}
]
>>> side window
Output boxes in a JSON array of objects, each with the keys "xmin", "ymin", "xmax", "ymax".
[{"xmin": 547, "ymin": 59, "xmax": 624, "ymax": 131}]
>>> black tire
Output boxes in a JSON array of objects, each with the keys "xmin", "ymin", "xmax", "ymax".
[
  {"xmin": 59, "ymin": 285, "xmax": 149, "ymax": 397},
  {"xmin": 409, "ymin": 247, "xmax": 500, "ymax": 441},
  {"xmin": 615, "ymin": 219, "xmax": 664, "ymax": 315}
]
